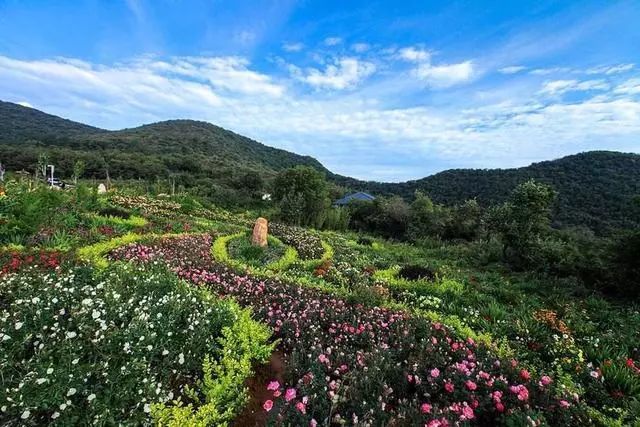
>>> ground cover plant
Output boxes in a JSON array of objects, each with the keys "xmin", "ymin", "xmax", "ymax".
[
  {"xmin": 1, "ymin": 180, "xmax": 639, "ymax": 425},
  {"xmin": 0, "ymin": 262, "xmax": 272, "ymax": 425}
]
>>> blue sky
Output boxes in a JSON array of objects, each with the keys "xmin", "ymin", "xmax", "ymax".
[{"xmin": 0, "ymin": 0, "xmax": 639, "ymax": 181}]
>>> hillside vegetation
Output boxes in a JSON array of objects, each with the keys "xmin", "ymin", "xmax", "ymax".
[{"xmin": 1, "ymin": 100, "xmax": 639, "ymax": 232}]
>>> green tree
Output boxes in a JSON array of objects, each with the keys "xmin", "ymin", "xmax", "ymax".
[
  {"xmin": 408, "ymin": 191, "xmax": 449, "ymax": 241},
  {"xmin": 487, "ymin": 180, "xmax": 557, "ymax": 268},
  {"xmin": 72, "ymin": 159, "xmax": 86, "ymax": 185},
  {"xmin": 273, "ymin": 166, "xmax": 329, "ymax": 227}
]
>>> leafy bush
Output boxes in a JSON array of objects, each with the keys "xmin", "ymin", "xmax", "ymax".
[
  {"xmin": 0, "ymin": 263, "xmax": 272, "ymax": 425},
  {"xmin": 270, "ymin": 222, "xmax": 324, "ymax": 260}
]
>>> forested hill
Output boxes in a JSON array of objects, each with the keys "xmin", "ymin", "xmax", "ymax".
[
  {"xmin": 0, "ymin": 100, "xmax": 328, "ymax": 185},
  {"xmin": 338, "ymin": 151, "xmax": 640, "ymax": 232},
  {"xmin": 1, "ymin": 101, "xmax": 638, "ymax": 232}
]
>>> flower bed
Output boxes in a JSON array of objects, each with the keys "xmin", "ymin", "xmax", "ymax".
[
  {"xmin": 110, "ymin": 194, "xmax": 182, "ymax": 217},
  {"xmin": 0, "ymin": 263, "xmax": 272, "ymax": 425},
  {"xmin": 269, "ymin": 223, "xmax": 324, "ymax": 260},
  {"xmin": 108, "ymin": 235, "xmax": 584, "ymax": 425},
  {"xmin": 212, "ymin": 233, "xmax": 298, "ymax": 272},
  {"xmin": 0, "ymin": 249, "xmax": 63, "ymax": 275}
]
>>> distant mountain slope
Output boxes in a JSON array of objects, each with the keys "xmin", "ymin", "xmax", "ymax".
[
  {"xmin": 0, "ymin": 101, "xmax": 638, "ymax": 232},
  {"xmin": 339, "ymin": 151, "xmax": 640, "ymax": 232},
  {"xmin": 0, "ymin": 101, "xmax": 327, "ymax": 185},
  {"xmin": 0, "ymin": 100, "xmax": 105, "ymax": 142}
]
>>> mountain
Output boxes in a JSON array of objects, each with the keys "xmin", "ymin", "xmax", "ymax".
[
  {"xmin": 0, "ymin": 101, "xmax": 328, "ymax": 202},
  {"xmin": 0, "ymin": 100, "xmax": 638, "ymax": 232},
  {"xmin": 339, "ymin": 151, "xmax": 640, "ymax": 232}
]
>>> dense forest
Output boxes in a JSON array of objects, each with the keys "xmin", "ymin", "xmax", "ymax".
[{"xmin": 1, "ymin": 100, "xmax": 639, "ymax": 232}]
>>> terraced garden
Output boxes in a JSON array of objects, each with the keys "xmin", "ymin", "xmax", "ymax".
[{"xmin": 1, "ymin": 186, "xmax": 639, "ymax": 425}]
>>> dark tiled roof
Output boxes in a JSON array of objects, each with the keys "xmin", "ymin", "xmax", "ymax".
[{"xmin": 334, "ymin": 191, "xmax": 376, "ymax": 205}]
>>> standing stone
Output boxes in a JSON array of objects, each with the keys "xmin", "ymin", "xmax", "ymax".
[
  {"xmin": 251, "ymin": 217, "xmax": 268, "ymax": 247},
  {"xmin": 97, "ymin": 183, "xmax": 107, "ymax": 194}
]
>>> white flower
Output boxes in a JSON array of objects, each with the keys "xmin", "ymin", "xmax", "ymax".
[
  {"xmin": 59, "ymin": 403, "xmax": 67, "ymax": 410},
  {"xmin": 66, "ymin": 331, "xmax": 77, "ymax": 339},
  {"xmin": 1, "ymin": 334, "xmax": 10, "ymax": 341},
  {"xmin": 67, "ymin": 387, "xmax": 77, "ymax": 396},
  {"xmin": 0, "ymin": 406, "xmax": 6, "ymax": 412},
  {"xmin": 92, "ymin": 310, "xmax": 101, "ymax": 319},
  {"xmin": 143, "ymin": 403, "xmax": 151, "ymax": 413},
  {"xmin": 178, "ymin": 353, "xmax": 185, "ymax": 364},
  {"xmin": 21, "ymin": 410, "xmax": 30, "ymax": 419},
  {"xmin": 31, "ymin": 297, "xmax": 40, "ymax": 304},
  {"xmin": 162, "ymin": 349, "xmax": 169, "ymax": 356},
  {"xmin": 81, "ymin": 298, "xmax": 92, "ymax": 305},
  {"xmin": 36, "ymin": 378, "xmax": 47, "ymax": 385},
  {"xmin": 47, "ymin": 368, "xmax": 54, "ymax": 375},
  {"xmin": 72, "ymin": 358, "xmax": 79, "ymax": 365},
  {"xmin": 15, "ymin": 322, "xmax": 23, "ymax": 330},
  {"xmin": 146, "ymin": 345, "xmax": 153, "ymax": 351},
  {"xmin": 87, "ymin": 394, "xmax": 96, "ymax": 402},
  {"xmin": 51, "ymin": 411, "xmax": 60, "ymax": 419}
]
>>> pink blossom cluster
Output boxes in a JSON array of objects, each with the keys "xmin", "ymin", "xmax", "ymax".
[{"xmin": 109, "ymin": 235, "xmax": 575, "ymax": 425}]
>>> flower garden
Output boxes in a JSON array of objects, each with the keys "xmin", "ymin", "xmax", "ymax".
[{"xmin": 1, "ymin": 185, "xmax": 639, "ymax": 425}]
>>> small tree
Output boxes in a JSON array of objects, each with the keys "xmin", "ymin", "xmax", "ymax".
[
  {"xmin": 408, "ymin": 191, "xmax": 449, "ymax": 241},
  {"xmin": 487, "ymin": 180, "xmax": 557, "ymax": 268},
  {"xmin": 273, "ymin": 166, "xmax": 329, "ymax": 227},
  {"xmin": 73, "ymin": 160, "xmax": 86, "ymax": 185}
]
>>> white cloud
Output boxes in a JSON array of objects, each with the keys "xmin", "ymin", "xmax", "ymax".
[
  {"xmin": 0, "ymin": 53, "xmax": 638, "ymax": 180},
  {"xmin": 351, "ymin": 43, "xmax": 370, "ymax": 53},
  {"xmin": 292, "ymin": 57, "xmax": 376, "ymax": 90},
  {"xmin": 539, "ymin": 79, "xmax": 609, "ymax": 95},
  {"xmin": 397, "ymin": 47, "xmax": 430, "ymax": 63},
  {"xmin": 614, "ymin": 78, "xmax": 640, "ymax": 95},
  {"xmin": 414, "ymin": 61, "xmax": 474, "ymax": 88},
  {"xmin": 282, "ymin": 42, "xmax": 304, "ymax": 52},
  {"xmin": 529, "ymin": 67, "xmax": 571, "ymax": 75},
  {"xmin": 498, "ymin": 65, "xmax": 527, "ymax": 74},
  {"xmin": 586, "ymin": 63, "xmax": 634, "ymax": 75},
  {"xmin": 324, "ymin": 37, "xmax": 342, "ymax": 46},
  {"xmin": 17, "ymin": 101, "xmax": 33, "ymax": 108}
]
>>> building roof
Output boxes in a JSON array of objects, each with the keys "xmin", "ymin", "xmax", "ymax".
[{"xmin": 334, "ymin": 191, "xmax": 376, "ymax": 206}]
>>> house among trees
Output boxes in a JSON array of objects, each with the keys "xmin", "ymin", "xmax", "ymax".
[{"xmin": 333, "ymin": 191, "xmax": 376, "ymax": 206}]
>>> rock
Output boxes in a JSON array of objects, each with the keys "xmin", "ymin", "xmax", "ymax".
[
  {"xmin": 251, "ymin": 217, "xmax": 268, "ymax": 247},
  {"xmin": 97, "ymin": 183, "xmax": 107, "ymax": 194}
]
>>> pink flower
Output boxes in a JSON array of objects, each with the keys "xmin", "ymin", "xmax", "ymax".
[
  {"xmin": 559, "ymin": 400, "xmax": 571, "ymax": 408},
  {"xmin": 285, "ymin": 388, "xmax": 297, "ymax": 402},
  {"xmin": 263, "ymin": 400, "xmax": 273, "ymax": 412},
  {"xmin": 520, "ymin": 369, "xmax": 531, "ymax": 381},
  {"xmin": 430, "ymin": 368, "xmax": 440, "ymax": 378},
  {"xmin": 540, "ymin": 375, "xmax": 552, "ymax": 386},
  {"xmin": 310, "ymin": 420, "xmax": 318, "ymax": 427},
  {"xmin": 267, "ymin": 381, "xmax": 280, "ymax": 391},
  {"xmin": 295, "ymin": 401, "xmax": 306, "ymax": 414},
  {"xmin": 407, "ymin": 374, "xmax": 414, "ymax": 383},
  {"xmin": 444, "ymin": 381, "xmax": 454, "ymax": 393},
  {"xmin": 462, "ymin": 406, "xmax": 475, "ymax": 420},
  {"xmin": 465, "ymin": 380, "xmax": 477, "ymax": 391},
  {"xmin": 495, "ymin": 402, "xmax": 505, "ymax": 412},
  {"xmin": 420, "ymin": 403, "xmax": 432, "ymax": 414}
]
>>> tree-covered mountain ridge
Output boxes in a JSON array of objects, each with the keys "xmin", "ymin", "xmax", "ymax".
[{"xmin": 1, "ymin": 100, "xmax": 638, "ymax": 232}]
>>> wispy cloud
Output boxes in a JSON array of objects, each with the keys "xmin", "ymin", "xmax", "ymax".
[
  {"xmin": 351, "ymin": 43, "xmax": 370, "ymax": 53},
  {"xmin": 1, "ymin": 53, "xmax": 638, "ymax": 180},
  {"xmin": 586, "ymin": 63, "xmax": 634, "ymax": 75},
  {"xmin": 498, "ymin": 66, "xmax": 527, "ymax": 74},
  {"xmin": 323, "ymin": 37, "xmax": 342, "ymax": 46},
  {"xmin": 539, "ymin": 79, "xmax": 610, "ymax": 95},
  {"xmin": 282, "ymin": 42, "xmax": 304, "ymax": 52},
  {"xmin": 290, "ymin": 57, "xmax": 376, "ymax": 90},
  {"xmin": 397, "ymin": 47, "xmax": 430, "ymax": 63},
  {"xmin": 414, "ymin": 61, "xmax": 475, "ymax": 88}
]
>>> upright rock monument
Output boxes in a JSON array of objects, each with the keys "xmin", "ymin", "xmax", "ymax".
[{"xmin": 251, "ymin": 217, "xmax": 268, "ymax": 247}]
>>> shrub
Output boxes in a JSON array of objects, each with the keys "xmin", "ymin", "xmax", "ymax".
[
  {"xmin": 398, "ymin": 264, "xmax": 437, "ymax": 282},
  {"xmin": 0, "ymin": 263, "xmax": 272, "ymax": 425}
]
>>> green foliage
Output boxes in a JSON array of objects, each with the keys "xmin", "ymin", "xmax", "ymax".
[
  {"xmin": 273, "ymin": 166, "xmax": 330, "ymax": 227},
  {"xmin": 151, "ymin": 303, "xmax": 274, "ymax": 427},
  {"xmin": 0, "ymin": 263, "xmax": 270, "ymax": 425},
  {"xmin": 487, "ymin": 179, "xmax": 557, "ymax": 269}
]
